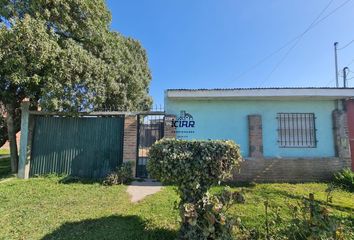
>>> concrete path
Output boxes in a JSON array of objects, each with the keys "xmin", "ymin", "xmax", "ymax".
[
  {"xmin": 0, "ymin": 155, "xmax": 10, "ymax": 159},
  {"xmin": 127, "ymin": 180, "xmax": 162, "ymax": 203}
]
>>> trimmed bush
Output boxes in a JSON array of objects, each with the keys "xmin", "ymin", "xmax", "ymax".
[{"xmin": 148, "ymin": 139, "xmax": 242, "ymax": 239}]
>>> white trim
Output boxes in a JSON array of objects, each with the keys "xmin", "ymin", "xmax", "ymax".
[{"xmin": 166, "ymin": 88, "xmax": 354, "ymax": 100}]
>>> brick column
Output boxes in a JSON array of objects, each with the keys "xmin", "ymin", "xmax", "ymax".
[
  {"xmin": 333, "ymin": 110, "xmax": 351, "ymax": 160},
  {"xmin": 164, "ymin": 115, "xmax": 176, "ymax": 139},
  {"xmin": 123, "ymin": 115, "xmax": 137, "ymax": 176},
  {"xmin": 248, "ymin": 115, "xmax": 263, "ymax": 158}
]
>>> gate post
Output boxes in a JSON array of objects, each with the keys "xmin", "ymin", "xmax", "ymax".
[
  {"xmin": 123, "ymin": 114, "xmax": 138, "ymax": 176},
  {"xmin": 164, "ymin": 115, "xmax": 176, "ymax": 139},
  {"xmin": 333, "ymin": 109, "xmax": 351, "ymax": 169},
  {"xmin": 18, "ymin": 101, "xmax": 31, "ymax": 179}
]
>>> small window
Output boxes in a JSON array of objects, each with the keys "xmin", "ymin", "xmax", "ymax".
[{"xmin": 277, "ymin": 113, "xmax": 316, "ymax": 148}]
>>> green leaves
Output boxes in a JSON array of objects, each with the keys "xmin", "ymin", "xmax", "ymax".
[
  {"xmin": 40, "ymin": 38, "xmax": 108, "ymax": 111},
  {"xmin": 0, "ymin": 15, "xmax": 58, "ymax": 101},
  {"xmin": 148, "ymin": 139, "xmax": 242, "ymax": 197},
  {"xmin": 0, "ymin": 0, "xmax": 152, "ymax": 111},
  {"xmin": 147, "ymin": 139, "xmax": 242, "ymax": 239},
  {"xmin": 333, "ymin": 168, "xmax": 354, "ymax": 192}
]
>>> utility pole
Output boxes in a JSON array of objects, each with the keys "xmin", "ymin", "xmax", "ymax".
[
  {"xmin": 343, "ymin": 67, "xmax": 349, "ymax": 88},
  {"xmin": 334, "ymin": 42, "xmax": 339, "ymax": 88}
]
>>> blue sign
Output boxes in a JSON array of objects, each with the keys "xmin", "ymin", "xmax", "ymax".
[
  {"xmin": 172, "ymin": 111, "xmax": 195, "ymax": 128},
  {"xmin": 172, "ymin": 111, "xmax": 196, "ymax": 139}
]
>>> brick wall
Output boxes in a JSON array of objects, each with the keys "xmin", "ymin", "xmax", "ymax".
[
  {"xmin": 233, "ymin": 157, "xmax": 351, "ymax": 182},
  {"xmin": 164, "ymin": 115, "xmax": 176, "ymax": 139},
  {"xmin": 248, "ymin": 115, "xmax": 263, "ymax": 158},
  {"xmin": 233, "ymin": 109, "xmax": 352, "ymax": 183},
  {"xmin": 123, "ymin": 115, "xmax": 137, "ymax": 175}
]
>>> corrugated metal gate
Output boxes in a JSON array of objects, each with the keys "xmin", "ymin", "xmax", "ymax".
[{"xmin": 30, "ymin": 116, "xmax": 124, "ymax": 178}]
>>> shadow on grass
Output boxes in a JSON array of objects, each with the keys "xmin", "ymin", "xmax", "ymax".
[
  {"xmin": 41, "ymin": 215, "xmax": 177, "ymax": 240},
  {"xmin": 222, "ymin": 181, "xmax": 258, "ymax": 188},
  {"xmin": 58, "ymin": 176, "xmax": 162, "ymax": 187},
  {"xmin": 57, "ymin": 175, "xmax": 104, "ymax": 185},
  {"xmin": 0, "ymin": 156, "xmax": 11, "ymax": 179}
]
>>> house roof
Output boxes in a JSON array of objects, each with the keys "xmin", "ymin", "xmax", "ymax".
[{"xmin": 165, "ymin": 87, "xmax": 354, "ymax": 100}]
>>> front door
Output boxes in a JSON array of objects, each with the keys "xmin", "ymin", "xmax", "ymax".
[{"xmin": 136, "ymin": 114, "xmax": 164, "ymax": 178}]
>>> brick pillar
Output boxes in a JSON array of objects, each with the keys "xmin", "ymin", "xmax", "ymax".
[
  {"xmin": 248, "ymin": 115, "xmax": 263, "ymax": 158},
  {"xmin": 123, "ymin": 115, "xmax": 137, "ymax": 176},
  {"xmin": 333, "ymin": 110, "xmax": 351, "ymax": 159},
  {"xmin": 164, "ymin": 115, "xmax": 176, "ymax": 139}
]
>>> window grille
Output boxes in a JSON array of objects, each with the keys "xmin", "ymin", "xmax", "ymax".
[{"xmin": 277, "ymin": 113, "xmax": 316, "ymax": 148}]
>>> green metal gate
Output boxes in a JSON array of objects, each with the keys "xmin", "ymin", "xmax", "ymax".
[{"xmin": 30, "ymin": 116, "xmax": 124, "ymax": 178}]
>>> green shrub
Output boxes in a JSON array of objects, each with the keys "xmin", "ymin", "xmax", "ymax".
[
  {"xmin": 333, "ymin": 168, "xmax": 354, "ymax": 192},
  {"xmin": 233, "ymin": 193, "xmax": 354, "ymax": 240},
  {"xmin": 148, "ymin": 139, "xmax": 242, "ymax": 240},
  {"xmin": 103, "ymin": 162, "xmax": 133, "ymax": 185},
  {"xmin": 119, "ymin": 161, "xmax": 133, "ymax": 184},
  {"xmin": 284, "ymin": 194, "xmax": 353, "ymax": 240}
]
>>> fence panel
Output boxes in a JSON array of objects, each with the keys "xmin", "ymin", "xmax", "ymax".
[{"xmin": 30, "ymin": 116, "xmax": 124, "ymax": 178}]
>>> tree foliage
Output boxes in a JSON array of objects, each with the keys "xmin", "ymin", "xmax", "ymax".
[
  {"xmin": 0, "ymin": 0, "xmax": 152, "ymax": 172},
  {"xmin": 148, "ymin": 139, "xmax": 242, "ymax": 239},
  {"xmin": 0, "ymin": 0, "xmax": 152, "ymax": 111}
]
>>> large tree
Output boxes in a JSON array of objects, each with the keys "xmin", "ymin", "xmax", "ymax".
[{"xmin": 0, "ymin": 0, "xmax": 152, "ymax": 173}]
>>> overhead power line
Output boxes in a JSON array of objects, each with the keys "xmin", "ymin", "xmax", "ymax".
[
  {"xmin": 230, "ymin": 38, "xmax": 300, "ymax": 82},
  {"xmin": 259, "ymin": 0, "xmax": 335, "ymax": 86},
  {"xmin": 338, "ymin": 39, "xmax": 354, "ymax": 50},
  {"xmin": 231, "ymin": 0, "xmax": 353, "ymax": 84},
  {"xmin": 311, "ymin": 0, "xmax": 353, "ymax": 26}
]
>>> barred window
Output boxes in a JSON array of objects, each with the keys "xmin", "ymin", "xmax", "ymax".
[{"xmin": 277, "ymin": 113, "xmax": 316, "ymax": 148}]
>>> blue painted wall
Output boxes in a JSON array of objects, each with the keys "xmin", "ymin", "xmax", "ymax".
[{"xmin": 165, "ymin": 97, "xmax": 336, "ymax": 158}]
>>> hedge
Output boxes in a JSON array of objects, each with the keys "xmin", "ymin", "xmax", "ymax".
[{"xmin": 147, "ymin": 139, "xmax": 242, "ymax": 239}]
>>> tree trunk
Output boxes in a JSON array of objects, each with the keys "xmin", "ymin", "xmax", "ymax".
[{"xmin": 5, "ymin": 103, "xmax": 19, "ymax": 173}]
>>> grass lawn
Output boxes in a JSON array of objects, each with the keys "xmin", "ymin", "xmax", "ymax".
[
  {"xmin": 0, "ymin": 177, "xmax": 179, "ymax": 240},
  {"xmin": 0, "ymin": 176, "xmax": 353, "ymax": 240},
  {"xmin": 0, "ymin": 148, "xmax": 10, "ymax": 155},
  {"xmin": 223, "ymin": 183, "xmax": 354, "ymax": 231}
]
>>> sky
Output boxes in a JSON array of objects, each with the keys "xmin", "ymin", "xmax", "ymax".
[{"xmin": 106, "ymin": 0, "xmax": 354, "ymax": 106}]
